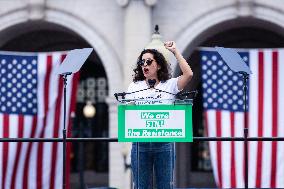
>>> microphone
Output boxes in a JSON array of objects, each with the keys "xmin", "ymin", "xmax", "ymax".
[
  {"xmin": 148, "ymin": 79, "xmax": 156, "ymax": 88},
  {"xmin": 114, "ymin": 92, "xmax": 126, "ymax": 101}
]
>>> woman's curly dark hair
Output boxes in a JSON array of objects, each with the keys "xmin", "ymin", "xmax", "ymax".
[{"xmin": 133, "ymin": 49, "xmax": 172, "ymax": 82}]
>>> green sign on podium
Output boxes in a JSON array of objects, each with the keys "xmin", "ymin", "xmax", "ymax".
[{"xmin": 118, "ymin": 104, "xmax": 193, "ymax": 142}]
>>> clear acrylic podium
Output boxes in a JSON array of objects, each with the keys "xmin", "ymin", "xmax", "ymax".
[{"xmin": 116, "ymin": 98, "xmax": 193, "ymax": 189}]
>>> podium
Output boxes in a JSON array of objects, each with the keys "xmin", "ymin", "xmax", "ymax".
[
  {"xmin": 117, "ymin": 99, "xmax": 193, "ymax": 142},
  {"xmin": 115, "ymin": 88, "xmax": 196, "ymax": 188}
]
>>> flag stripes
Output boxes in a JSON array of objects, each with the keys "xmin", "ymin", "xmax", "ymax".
[
  {"xmin": 201, "ymin": 48, "xmax": 284, "ymax": 188},
  {"xmin": 0, "ymin": 51, "xmax": 79, "ymax": 189}
]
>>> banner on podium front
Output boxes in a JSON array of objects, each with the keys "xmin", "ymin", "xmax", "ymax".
[{"xmin": 118, "ymin": 104, "xmax": 193, "ymax": 142}]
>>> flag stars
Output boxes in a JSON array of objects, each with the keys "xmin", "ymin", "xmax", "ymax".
[
  {"xmin": 16, "ymin": 102, "xmax": 22, "ymax": 107},
  {"xmin": 8, "ymin": 64, "xmax": 12, "ymax": 69},
  {"xmin": 222, "ymin": 75, "xmax": 228, "ymax": 81},
  {"xmin": 7, "ymin": 82, "xmax": 12, "ymax": 88},
  {"xmin": 22, "ymin": 78, "xmax": 27, "ymax": 84},
  {"xmin": 32, "ymin": 59, "xmax": 37, "ymax": 65},
  {"xmin": 1, "ymin": 68, "xmax": 6, "ymax": 74},
  {"xmin": 207, "ymin": 60, "xmax": 212, "ymax": 66},
  {"xmin": 22, "ymin": 107, "xmax": 27, "ymax": 113},
  {"xmin": 17, "ymin": 64, "xmax": 22, "ymax": 69},
  {"xmin": 22, "ymin": 88, "xmax": 27, "ymax": 93},
  {"xmin": 238, "ymin": 90, "xmax": 243, "ymax": 96},
  {"xmin": 17, "ymin": 93, "xmax": 22, "ymax": 98},
  {"xmin": 223, "ymin": 66, "xmax": 228, "ymax": 71},
  {"xmin": 7, "ymin": 101, "xmax": 12, "ymax": 107},
  {"xmin": 17, "ymin": 73, "xmax": 22, "ymax": 79},
  {"xmin": 232, "ymin": 75, "xmax": 238, "ymax": 81},
  {"xmin": 12, "ymin": 69, "xmax": 17, "ymax": 74},
  {"xmin": 1, "ymin": 96, "xmax": 6, "ymax": 102},
  {"xmin": 222, "ymin": 85, "xmax": 229, "ymax": 93},
  {"xmin": 218, "ymin": 79, "xmax": 223, "ymax": 85},
  {"xmin": 16, "ymin": 83, "xmax": 22, "ymax": 88},
  {"xmin": 218, "ymin": 70, "xmax": 223, "ymax": 75},
  {"xmin": 212, "ymin": 55, "xmax": 217, "ymax": 61},
  {"xmin": 238, "ymin": 80, "xmax": 243, "ymax": 86},
  {"xmin": 223, "ymin": 94, "xmax": 228, "ymax": 100},
  {"xmin": 0, "ymin": 54, "xmax": 38, "ymax": 115},
  {"xmin": 238, "ymin": 99, "xmax": 243, "ymax": 105},
  {"xmin": 218, "ymin": 88, "xmax": 224, "ymax": 94},
  {"xmin": 207, "ymin": 88, "xmax": 213, "ymax": 94},
  {"xmin": 207, "ymin": 70, "xmax": 212, "ymax": 75},
  {"xmin": 22, "ymin": 97, "xmax": 27, "ymax": 103},
  {"xmin": 7, "ymin": 73, "xmax": 12, "ymax": 79},
  {"xmin": 207, "ymin": 79, "xmax": 213, "ymax": 85},
  {"xmin": 203, "ymin": 102, "xmax": 208, "ymax": 108},
  {"xmin": 22, "ymin": 69, "xmax": 27, "ymax": 74},
  {"xmin": 202, "ymin": 55, "xmax": 208, "ymax": 61},
  {"xmin": 202, "ymin": 74, "xmax": 208, "ymax": 80},
  {"xmin": 208, "ymin": 98, "xmax": 213, "ymax": 103}
]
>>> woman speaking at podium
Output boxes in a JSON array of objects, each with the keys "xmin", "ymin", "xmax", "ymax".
[{"xmin": 126, "ymin": 29, "xmax": 193, "ymax": 189}]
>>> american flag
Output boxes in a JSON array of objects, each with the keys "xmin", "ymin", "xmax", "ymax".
[
  {"xmin": 200, "ymin": 48, "xmax": 284, "ymax": 188},
  {"xmin": 0, "ymin": 51, "xmax": 79, "ymax": 189}
]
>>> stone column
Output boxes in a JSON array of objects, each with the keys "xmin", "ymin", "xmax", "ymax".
[
  {"xmin": 109, "ymin": 1, "xmax": 157, "ymax": 188},
  {"xmin": 123, "ymin": 0, "xmax": 153, "ymax": 88}
]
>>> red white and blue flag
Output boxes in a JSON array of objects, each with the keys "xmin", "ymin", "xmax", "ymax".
[
  {"xmin": 200, "ymin": 48, "xmax": 284, "ymax": 188},
  {"xmin": 0, "ymin": 51, "xmax": 79, "ymax": 189}
]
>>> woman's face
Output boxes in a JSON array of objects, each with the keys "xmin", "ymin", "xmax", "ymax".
[{"xmin": 140, "ymin": 53, "xmax": 161, "ymax": 79}]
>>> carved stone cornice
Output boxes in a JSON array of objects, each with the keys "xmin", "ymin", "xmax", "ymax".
[
  {"xmin": 116, "ymin": 0, "xmax": 130, "ymax": 7},
  {"xmin": 237, "ymin": 0, "xmax": 255, "ymax": 17},
  {"xmin": 116, "ymin": 0, "xmax": 158, "ymax": 7},
  {"xmin": 144, "ymin": 0, "xmax": 158, "ymax": 7},
  {"xmin": 27, "ymin": 0, "xmax": 46, "ymax": 20}
]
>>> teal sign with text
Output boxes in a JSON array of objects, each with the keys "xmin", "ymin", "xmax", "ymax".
[{"xmin": 118, "ymin": 104, "xmax": 193, "ymax": 142}]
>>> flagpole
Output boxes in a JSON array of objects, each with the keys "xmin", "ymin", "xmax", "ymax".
[{"xmin": 61, "ymin": 72, "xmax": 72, "ymax": 189}]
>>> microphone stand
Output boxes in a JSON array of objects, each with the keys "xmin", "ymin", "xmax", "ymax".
[
  {"xmin": 61, "ymin": 72, "xmax": 72, "ymax": 189},
  {"xmin": 239, "ymin": 71, "xmax": 249, "ymax": 189}
]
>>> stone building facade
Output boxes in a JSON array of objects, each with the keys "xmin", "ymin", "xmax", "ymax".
[{"xmin": 1, "ymin": 0, "xmax": 284, "ymax": 188}]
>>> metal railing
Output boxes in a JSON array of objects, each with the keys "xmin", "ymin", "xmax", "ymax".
[{"xmin": 1, "ymin": 136, "xmax": 284, "ymax": 142}]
